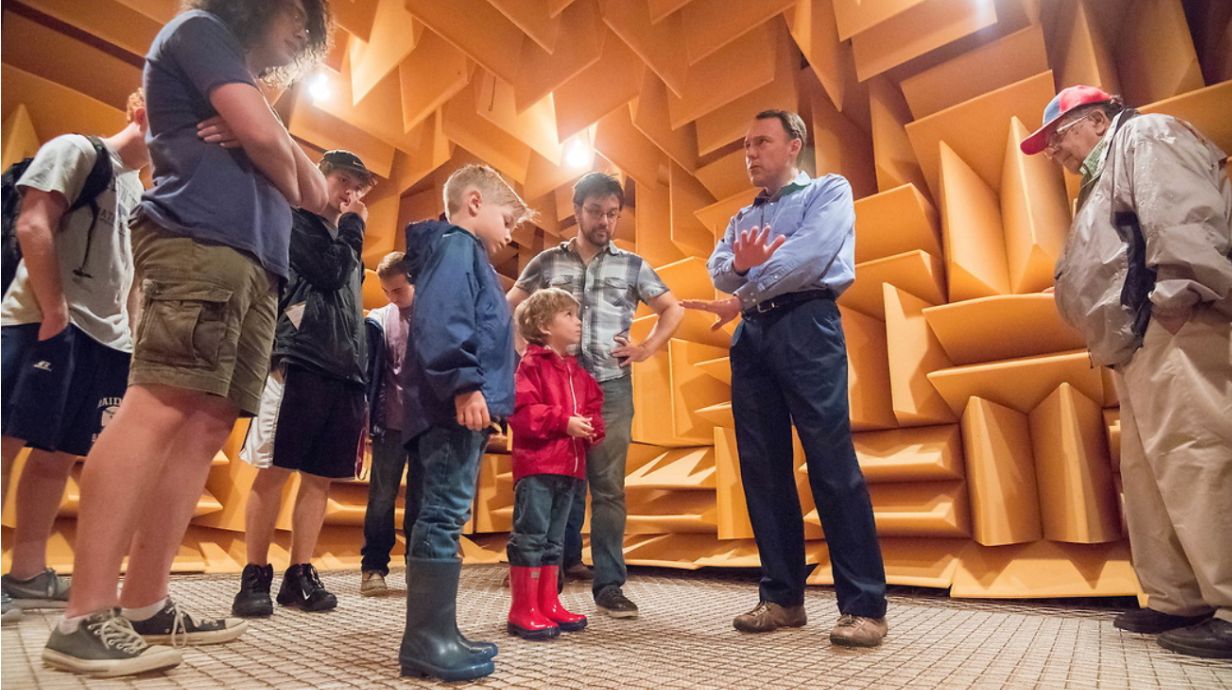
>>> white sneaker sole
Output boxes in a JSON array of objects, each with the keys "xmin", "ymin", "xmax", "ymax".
[
  {"xmin": 42, "ymin": 645, "xmax": 182, "ymax": 677},
  {"xmin": 598, "ymin": 606, "xmax": 639, "ymax": 619},
  {"xmin": 140, "ymin": 619, "xmax": 249, "ymax": 646}
]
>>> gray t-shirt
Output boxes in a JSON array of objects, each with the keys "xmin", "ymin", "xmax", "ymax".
[
  {"xmin": 0, "ymin": 135, "xmax": 143, "ymax": 352},
  {"xmin": 139, "ymin": 10, "xmax": 292, "ymax": 278}
]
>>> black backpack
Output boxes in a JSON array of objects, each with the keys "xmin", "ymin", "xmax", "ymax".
[{"xmin": 1, "ymin": 135, "xmax": 114, "ymax": 295}]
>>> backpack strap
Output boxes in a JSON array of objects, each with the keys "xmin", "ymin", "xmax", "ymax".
[
  {"xmin": 70, "ymin": 136, "xmax": 114, "ymax": 212},
  {"xmin": 69, "ymin": 135, "xmax": 115, "ymax": 279}
]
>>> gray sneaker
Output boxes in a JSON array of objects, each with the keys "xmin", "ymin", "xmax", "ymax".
[
  {"xmin": 3, "ymin": 568, "xmax": 71, "ymax": 609},
  {"xmin": 594, "ymin": 586, "xmax": 639, "ymax": 619},
  {"xmin": 126, "ymin": 598, "xmax": 248, "ymax": 646},
  {"xmin": 2, "ymin": 591, "xmax": 23, "ymax": 624},
  {"xmin": 42, "ymin": 610, "xmax": 181, "ymax": 677}
]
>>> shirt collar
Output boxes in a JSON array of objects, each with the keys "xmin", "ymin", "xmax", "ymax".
[
  {"xmin": 562, "ymin": 237, "xmax": 620, "ymax": 258},
  {"xmin": 752, "ymin": 170, "xmax": 811, "ymax": 206},
  {"xmin": 1076, "ymin": 110, "xmax": 1129, "ymax": 209}
]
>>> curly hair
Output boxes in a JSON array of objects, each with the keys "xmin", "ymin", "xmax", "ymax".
[
  {"xmin": 184, "ymin": 0, "xmax": 332, "ymax": 86},
  {"xmin": 515, "ymin": 288, "xmax": 579, "ymax": 345}
]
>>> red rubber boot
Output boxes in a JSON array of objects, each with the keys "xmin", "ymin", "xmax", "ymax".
[
  {"xmin": 538, "ymin": 565, "xmax": 587, "ymax": 632},
  {"xmin": 506, "ymin": 567, "xmax": 560, "ymax": 640}
]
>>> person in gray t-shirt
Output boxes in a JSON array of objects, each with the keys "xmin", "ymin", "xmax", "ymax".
[
  {"xmin": 1, "ymin": 89, "xmax": 149, "ymax": 622},
  {"xmin": 41, "ymin": 0, "xmax": 336, "ymax": 679}
]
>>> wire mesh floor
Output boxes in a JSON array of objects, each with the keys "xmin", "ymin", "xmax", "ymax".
[{"xmin": 3, "ymin": 565, "xmax": 1230, "ymax": 689}]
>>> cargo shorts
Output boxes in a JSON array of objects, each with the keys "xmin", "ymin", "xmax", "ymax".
[{"xmin": 128, "ymin": 217, "xmax": 278, "ymax": 416}]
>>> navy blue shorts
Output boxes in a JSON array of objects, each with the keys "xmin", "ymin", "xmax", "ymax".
[{"xmin": 1, "ymin": 324, "xmax": 131, "ymax": 457}]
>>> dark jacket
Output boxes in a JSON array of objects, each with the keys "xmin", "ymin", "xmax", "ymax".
[
  {"xmin": 509, "ymin": 344, "xmax": 605, "ymax": 482},
  {"xmin": 401, "ymin": 220, "xmax": 516, "ymax": 442},
  {"xmin": 272, "ymin": 208, "xmax": 367, "ymax": 385},
  {"xmin": 364, "ymin": 315, "xmax": 387, "ymax": 433}
]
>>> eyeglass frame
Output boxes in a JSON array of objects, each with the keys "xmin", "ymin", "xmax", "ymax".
[
  {"xmin": 580, "ymin": 205, "xmax": 621, "ymax": 223},
  {"xmin": 1043, "ymin": 110, "xmax": 1096, "ymax": 155}
]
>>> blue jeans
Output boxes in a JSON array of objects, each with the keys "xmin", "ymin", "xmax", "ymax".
[
  {"xmin": 361, "ymin": 430, "xmax": 425, "ymax": 574},
  {"xmin": 406, "ymin": 425, "xmax": 489, "ymax": 560},
  {"xmin": 506, "ymin": 475, "xmax": 579, "ymax": 567},
  {"xmin": 731, "ymin": 297, "xmax": 887, "ymax": 618},
  {"xmin": 561, "ymin": 376, "xmax": 633, "ymax": 594}
]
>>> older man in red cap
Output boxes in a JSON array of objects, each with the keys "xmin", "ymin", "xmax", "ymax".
[{"xmin": 1022, "ymin": 85, "xmax": 1231, "ymax": 659}]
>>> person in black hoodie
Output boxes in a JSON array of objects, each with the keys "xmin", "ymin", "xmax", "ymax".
[
  {"xmin": 231, "ymin": 150, "xmax": 375, "ymax": 617},
  {"xmin": 398, "ymin": 164, "xmax": 532, "ymax": 682}
]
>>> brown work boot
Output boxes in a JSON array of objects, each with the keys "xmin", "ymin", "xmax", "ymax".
[
  {"xmin": 732, "ymin": 601, "xmax": 807, "ymax": 633},
  {"xmin": 829, "ymin": 614, "xmax": 888, "ymax": 647}
]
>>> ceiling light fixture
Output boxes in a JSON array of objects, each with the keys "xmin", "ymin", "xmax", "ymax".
[
  {"xmin": 564, "ymin": 137, "xmax": 594, "ymax": 169},
  {"xmin": 308, "ymin": 73, "xmax": 332, "ymax": 103}
]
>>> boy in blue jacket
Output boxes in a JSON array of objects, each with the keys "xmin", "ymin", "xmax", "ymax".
[{"xmin": 398, "ymin": 165, "xmax": 533, "ymax": 682}]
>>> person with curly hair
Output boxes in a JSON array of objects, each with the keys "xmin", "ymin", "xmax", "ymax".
[{"xmin": 41, "ymin": 0, "xmax": 335, "ymax": 678}]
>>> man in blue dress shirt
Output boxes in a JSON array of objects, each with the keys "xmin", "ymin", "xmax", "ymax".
[{"xmin": 683, "ymin": 110, "xmax": 888, "ymax": 648}]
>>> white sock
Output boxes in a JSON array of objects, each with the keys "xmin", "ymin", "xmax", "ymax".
[
  {"xmin": 121, "ymin": 597, "xmax": 168, "ymax": 622},
  {"xmin": 57, "ymin": 613, "xmax": 89, "ymax": 634}
]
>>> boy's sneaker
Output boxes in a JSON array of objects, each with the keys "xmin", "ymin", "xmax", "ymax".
[
  {"xmin": 2, "ymin": 592, "xmax": 23, "ymax": 623},
  {"xmin": 126, "ymin": 598, "xmax": 248, "ymax": 646},
  {"xmin": 277, "ymin": 564, "xmax": 337, "ymax": 612},
  {"xmin": 3, "ymin": 568, "xmax": 71, "ymax": 609},
  {"xmin": 360, "ymin": 570, "xmax": 387, "ymax": 596},
  {"xmin": 231, "ymin": 563, "xmax": 274, "ymax": 618},
  {"xmin": 595, "ymin": 586, "xmax": 639, "ymax": 619},
  {"xmin": 42, "ymin": 609, "xmax": 181, "ymax": 677}
]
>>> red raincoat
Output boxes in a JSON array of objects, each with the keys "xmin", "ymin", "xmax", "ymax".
[{"xmin": 509, "ymin": 344, "xmax": 605, "ymax": 482}]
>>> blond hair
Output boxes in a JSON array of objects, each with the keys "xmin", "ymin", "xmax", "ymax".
[
  {"xmin": 442, "ymin": 164, "xmax": 535, "ymax": 226},
  {"xmin": 515, "ymin": 288, "xmax": 579, "ymax": 345},
  {"xmin": 376, "ymin": 251, "xmax": 408, "ymax": 280},
  {"xmin": 125, "ymin": 88, "xmax": 145, "ymax": 123}
]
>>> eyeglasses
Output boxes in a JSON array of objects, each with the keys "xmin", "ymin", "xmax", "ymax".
[
  {"xmin": 1044, "ymin": 111, "xmax": 1093, "ymax": 155},
  {"xmin": 582, "ymin": 206, "xmax": 620, "ymax": 223}
]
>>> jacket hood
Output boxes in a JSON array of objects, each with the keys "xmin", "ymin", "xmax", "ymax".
[{"xmin": 403, "ymin": 219, "xmax": 453, "ymax": 283}]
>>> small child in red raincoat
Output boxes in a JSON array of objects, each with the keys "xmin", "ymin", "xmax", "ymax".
[{"xmin": 507, "ymin": 288, "xmax": 605, "ymax": 640}]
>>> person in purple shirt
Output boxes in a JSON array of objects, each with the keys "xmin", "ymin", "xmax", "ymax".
[
  {"xmin": 42, "ymin": 0, "xmax": 334, "ymax": 678},
  {"xmin": 684, "ymin": 110, "xmax": 889, "ymax": 649},
  {"xmin": 359, "ymin": 251, "xmax": 421, "ymax": 596}
]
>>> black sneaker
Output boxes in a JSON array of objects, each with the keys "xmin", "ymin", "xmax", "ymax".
[
  {"xmin": 42, "ymin": 609, "xmax": 181, "ymax": 677},
  {"xmin": 127, "ymin": 597, "xmax": 248, "ymax": 646},
  {"xmin": 594, "ymin": 586, "xmax": 639, "ymax": 619},
  {"xmin": 231, "ymin": 564, "xmax": 274, "ymax": 618},
  {"xmin": 276, "ymin": 564, "xmax": 337, "ymax": 612}
]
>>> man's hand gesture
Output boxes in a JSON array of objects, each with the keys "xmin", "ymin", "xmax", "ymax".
[
  {"xmin": 733, "ymin": 225, "xmax": 786, "ymax": 274},
  {"xmin": 680, "ymin": 296, "xmax": 742, "ymax": 331}
]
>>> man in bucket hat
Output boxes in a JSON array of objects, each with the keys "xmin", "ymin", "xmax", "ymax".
[{"xmin": 1023, "ymin": 85, "xmax": 1231, "ymax": 659}]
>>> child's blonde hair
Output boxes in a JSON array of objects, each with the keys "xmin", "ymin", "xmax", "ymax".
[
  {"xmin": 515, "ymin": 288, "xmax": 579, "ymax": 345},
  {"xmin": 442, "ymin": 164, "xmax": 535, "ymax": 226}
]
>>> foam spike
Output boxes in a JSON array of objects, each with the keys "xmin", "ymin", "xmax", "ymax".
[
  {"xmin": 882, "ymin": 284, "xmax": 955, "ymax": 426},
  {"xmin": 1029, "ymin": 384, "xmax": 1121, "ymax": 544},
  {"xmin": 961, "ymin": 396, "xmax": 1043, "ymax": 546},
  {"xmin": 854, "ymin": 424, "xmax": 965, "ymax": 483}
]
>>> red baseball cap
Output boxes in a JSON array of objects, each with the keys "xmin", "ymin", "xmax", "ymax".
[{"xmin": 1020, "ymin": 85, "xmax": 1115, "ymax": 155}]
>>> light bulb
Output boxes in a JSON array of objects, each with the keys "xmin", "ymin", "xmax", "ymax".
[
  {"xmin": 308, "ymin": 73, "xmax": 332, "ymax": 103},
  {"xmin": 564, "ymin": 138, "xmax": 593, "ymax": 169}
]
